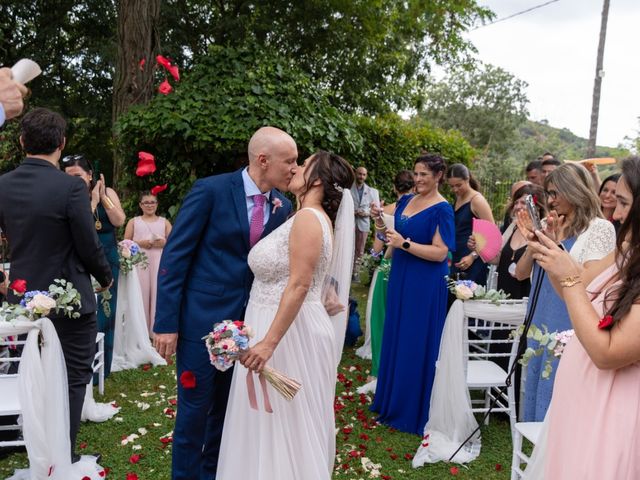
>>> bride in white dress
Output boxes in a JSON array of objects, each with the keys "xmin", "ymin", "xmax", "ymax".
[{"xmin": 216, "ymin": 151, "xmax": 355, "ymax": 480}]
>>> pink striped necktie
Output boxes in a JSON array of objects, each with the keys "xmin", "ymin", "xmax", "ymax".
[{"xmin": 249, "ymin": 194, "xmax": 266, "ymax": 247}]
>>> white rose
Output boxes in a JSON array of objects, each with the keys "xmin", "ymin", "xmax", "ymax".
[
  {"xmin": 27, "ymin": 294, "xmax": 57, "ymax": 316},
  {"xmin": 121, "ymin": 248, "xmax": 131, "ymax": 259},
  {"xmin": 454, "ymin": 284, "xmax": 474, "ymax": 300}
]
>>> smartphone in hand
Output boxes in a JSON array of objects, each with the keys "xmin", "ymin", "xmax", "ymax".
[{"xmin": 524, "ymin": 194, "xmax": 542, "ymax": 231}]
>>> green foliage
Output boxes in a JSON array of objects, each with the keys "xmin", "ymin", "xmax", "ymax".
[
  {"xmin": 351, "ymin": 114, "xmax": 476, "ymax": 202},
  {"xmin": 420, "ymin": 62, "xmax": 529, "ymax": 156},
  {"xmin": 116, "ymin": 44, "xmax": 364, "ymax": 218}
]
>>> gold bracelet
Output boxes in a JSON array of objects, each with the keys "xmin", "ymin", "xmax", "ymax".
[
  {"xmin": 102, "ymin": 196, "xmax": 115, "ymax": 210},
  {"xmin": 559, "ymin": 275, "xmax": 582, "ymax": 288}
]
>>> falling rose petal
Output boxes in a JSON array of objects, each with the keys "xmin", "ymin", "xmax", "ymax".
[
  {"xmin": 450, "ymin": 466, "xmax": 459, "ymax": 475},
  {"xmin": 156, "ymin": 55, "xmax": 172, "ymax": 70},
  {"xmin": 158, "ymin": 79, "xmax": 173, "ymax": 95},
  {"xmin": 136, "ymin": 151, "xmax": 156, "ymax": 177},
  {"xmin": 151, "ymin": 183, "xmax": 168, "ymax": 196},
  {"xmin": 139, "ymin": 58, "xmax": 146, "ymax": 71},
  {"xmin": 167, "ymin": 64, "xmax": 179, "ymax": 81},
  {"xmin": 129, "ymin": 454, "xmax": 141, "ymax": 464},
  {"xmin": 180, "ymin": 370, "xmax": 196, "ymax": 389}
]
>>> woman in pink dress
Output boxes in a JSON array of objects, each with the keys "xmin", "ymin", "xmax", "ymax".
[
  {"xmin": 124, "ymin": 192, "xmax": 172, "ymax": 335},
  {"xmin": 525, "ymin": 156, "xmax": 640, "ymax": 479}
]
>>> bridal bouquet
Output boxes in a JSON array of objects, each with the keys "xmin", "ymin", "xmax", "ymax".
[
  {"xmin": 118, "ymin": 239, "xmax": 148, "ymax": 274},
  {"xmin": 203, "ymin": 320, "xmax": 301, "ymax": 403},
  {"xmin": 0, "ymin": 278, "xmax": 82, "ymax": 321},
  {"xmin": 513, "ymin": 324, "xmax": 575, "ymax": 379},
  {"xmin": 447, "ymin": 277, "xmax": 509, "ymax": 305}
]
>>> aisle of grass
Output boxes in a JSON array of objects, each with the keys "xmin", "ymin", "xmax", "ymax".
[{"xmin": 0, "ymin": 282, "xmax": 513, "ymax": 479}]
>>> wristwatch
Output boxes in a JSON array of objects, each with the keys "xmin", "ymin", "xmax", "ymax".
[
  {"xmin": 470, "ymin": 251, "xmax": 478, "ymax": 260},
  {"xmin": 402, "ymin": 239, "xmax": 411, "ymax": 250}
]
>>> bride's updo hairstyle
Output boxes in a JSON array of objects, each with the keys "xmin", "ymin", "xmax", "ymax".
[{"xmin": 304, "ymin": 150, "xmax": 355, "ymax": 225}]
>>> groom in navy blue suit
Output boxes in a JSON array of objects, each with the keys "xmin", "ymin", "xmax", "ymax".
[{"xmin": 153, "ymin": 127, "xmax": 297, "ymax": 479}]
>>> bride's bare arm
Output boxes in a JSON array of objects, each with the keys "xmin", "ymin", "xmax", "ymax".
[{"xmin": 241, "ymin": 209, "xmax": 324, "ymax": 372}]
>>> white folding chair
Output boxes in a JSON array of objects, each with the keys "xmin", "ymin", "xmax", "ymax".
[
  {"xmin": 92, "ymin": 332, "xmax": 105, "ymax": 395},
  {"xmin": 0, "ymin": 336, "xmax": 26, "ymax": 448},
  {"xmin": 464, "ymin": 299, "xmax": 526, "ymax": 435},
  {"xmin": 510, "ymin": 421, "xmax": 543, "ymax": 479}
]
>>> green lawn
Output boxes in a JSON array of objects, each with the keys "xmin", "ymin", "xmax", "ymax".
[{"xmin": 0, "ymin": 282, "xmax": 514, "ymax": 479}]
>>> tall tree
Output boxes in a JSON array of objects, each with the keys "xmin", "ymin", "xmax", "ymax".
[
  {"xmin": 419, "ymin": 63, "xmax": 529, "ymax": 155},
  {"xmin": 112, "ymin": 0, "xmax": 161, "ymax": 184}
]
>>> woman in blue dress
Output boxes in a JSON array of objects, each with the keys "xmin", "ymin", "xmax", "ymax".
[
  {"xmin": 63, "ymin": 155, "xmax": 126, "ymax": 379},
  {"xmin": 514, "ymin": 163, "xmax": 615, "ymax": 421},
  {"xmin": 447, "ymin": 164, "xmax": 494, "ymax": 285},
  {"xmin": 370, "ymin": 154, "xmax": 456, "ymax": 435}
]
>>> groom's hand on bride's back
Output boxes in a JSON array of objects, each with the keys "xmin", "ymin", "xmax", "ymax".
[{"xmin": 154, "ymin": 333, "xmax": 178, "ymax": 361}]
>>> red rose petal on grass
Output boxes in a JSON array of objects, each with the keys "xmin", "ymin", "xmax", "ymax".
[
  {"xmin": 158, "ymin": 79, "xmax": 173, "ymax": 95},
  {"xmin": 169, "ymin": 398, "xmax": 177, "ymax": 406},
  {"xmin": 495, "ymin": 463, "xmax": 503, "ymax": 471},
  {"xmin": 341, "ymin": 464, "xmax": 349, "ymax": 470},
  {"xmin": 9, "ymin": 279, "xmax": 27, "ymax": 294},
  {"xmin": 126, "ymin": 474, "xmax": 139, "ymax": 480},
  {"xmin": 450, "ymin": 466, "xmax": 459, "ymax": 475},
  {"xmin": 359, "ymin": 433, "xmax": 369, "ymax": 441},
  {"xmin": 129, "ymin": 454, "xmax": 141, "ymax": 464},
  {"xmin": 160, "ymin": 436, "xmax": 173, "ymax": 444},
  {"xmin": 142, "ymin": 364, "xmax": 151, "ymax": 371},
  {"xmin": 103, "ymin": 467, "xmax": 111, "ymax": 476},
  {"xmin": 598, "ymin": 315, "xmax": 614, "ymax": 329},
  {"xmin": 382, "ymin": 475, "xmax": 392, "ymax": 480},
  {"xmin": 79, "ymin": 442, "xmax": 87, "ymax": 449},
  {"xmin": 151, "ymin": 184, "xmax": 168, "ymax": 196},
  {"xmin": 136, "ymin": 152, "xmax": 156, "ymax": 177},
  {"xmin": 404, "ymin": 453, "xmax": 413, "ymax": 460},
  {"xmin": 389, "ymin": 453, "xmax": 398, "ymax": 460},
  {"xmin": 342, "ymin": 426, "xmax": 352, "ymax": 434},
  {"xmin": 180, "ymin": 370, "xmax": 196, "ymax": 389},
  {"xmin": 348, "ymin": 450, "xmax": 359, "ymax": 458},
  {"xmin": 375, "ymin": 436, "xmax": 383, "ymax": 443}
]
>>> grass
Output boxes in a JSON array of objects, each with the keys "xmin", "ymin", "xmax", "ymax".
[{"xmin": 0, "ymin": 282, "xmax": 514, "ymax": 479}]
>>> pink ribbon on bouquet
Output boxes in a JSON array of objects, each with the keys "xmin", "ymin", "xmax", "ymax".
[{"xmin": 246, "ymin": 370, "xmax": 273, "ymax": 413}]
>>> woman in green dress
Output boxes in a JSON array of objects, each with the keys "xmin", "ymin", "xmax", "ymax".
[
  {"xmin": 63, "ymin": 155, "xmax": 126, "ymax": 379},
  {"xmin": 359, "ymin": 170, "xmax": 414, "ymax": 392}
]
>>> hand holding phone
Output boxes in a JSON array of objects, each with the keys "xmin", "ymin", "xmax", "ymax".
[{"xmin": 524, "ymin": 194, "xmax": 542, "ymax": 231}]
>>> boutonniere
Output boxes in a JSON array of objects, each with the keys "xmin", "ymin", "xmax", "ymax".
[
  {"xmin": 271, "ymin": 197, "xmax": 283, "ymax": 214},
  {"xmin": 598, "ymin": 314, "xmax": 614, "ymax": 330}
]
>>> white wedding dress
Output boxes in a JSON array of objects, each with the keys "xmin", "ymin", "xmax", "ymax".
[{"xmin": 217, "ymin": 208, "xmax": 337, "ymax": 480}]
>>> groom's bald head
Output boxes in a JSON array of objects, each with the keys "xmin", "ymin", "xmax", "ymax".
[{"xmin": 247, "ymin": 126, "xmax": 298, "ymax": 192}]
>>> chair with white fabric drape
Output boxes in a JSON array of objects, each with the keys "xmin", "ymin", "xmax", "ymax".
[{"xmin": 412, "ymin": 299, "xmax": 528, "ymax": 468}]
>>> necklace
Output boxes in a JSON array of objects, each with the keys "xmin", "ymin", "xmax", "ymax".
[{"xmin": 93, "ymin": 208, "xmax": 102, "ymax": 231}]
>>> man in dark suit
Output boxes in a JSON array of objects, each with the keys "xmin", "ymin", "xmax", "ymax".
[
  {"xmin": 0, "ymin": 108, "xmax": 112, "ymax": 461},
  {"xmin": 153, "ymin": 126, "xmax": 297, "ymax": 479}
]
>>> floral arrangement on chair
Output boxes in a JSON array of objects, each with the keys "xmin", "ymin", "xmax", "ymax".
[
  {"xmin": 447, "ymin": 277, "xmax": 509, "ymax": 305},
  {"xmin": 356, "ymin": 253, "xmax": 380, "ymax": 285},
  {"xmin": 118, "ymin": 239, "xmax": 148, "ymax": 275},
  {"xmin": 512, "ymin": 324, "xmax": 574, "ymax": 379},
  {"xmin": 0, "ymin": 278, "xmax": 82, "ymax": 321}
]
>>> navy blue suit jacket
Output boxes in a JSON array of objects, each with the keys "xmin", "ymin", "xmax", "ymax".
[{"xmin": 153, "ymin": 169, "xmax": 292, "ymax": 341}]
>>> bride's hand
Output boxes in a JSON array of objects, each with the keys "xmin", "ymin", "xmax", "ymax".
[{"xmin": 240, "ymin": 340, "xmax": 276, "ymax": 373}]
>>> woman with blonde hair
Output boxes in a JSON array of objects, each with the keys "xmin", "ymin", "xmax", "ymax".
[
  {"xmin": 516, "ymin": 162, "xmax": 616, "ymax": 421},
  {"xmin": 523, "ymin": 157, "xmax": 640, "ymax": 479}
]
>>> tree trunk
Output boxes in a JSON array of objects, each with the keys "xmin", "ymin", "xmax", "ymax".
[{"xmin": 112, "ymin": 0, "xmax": 161, "ymax": 187}]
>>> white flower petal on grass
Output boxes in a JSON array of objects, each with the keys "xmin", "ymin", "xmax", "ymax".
[{"xmin": 132, "ymin": 444, "xmax": 142, "ymax": 450}]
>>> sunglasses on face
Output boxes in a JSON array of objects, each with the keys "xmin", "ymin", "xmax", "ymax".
[{"xmin": 61, "ymin": 154, "xmax": 93, "ymax": 171}]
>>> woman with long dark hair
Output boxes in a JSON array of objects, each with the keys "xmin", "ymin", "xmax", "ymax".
[
  {"xmin": 62, "ymin": 155, "xmax": 126, "ymax": 378},
  {"xmin": 524, "ymin": 157, "xmax": 640, "ymax": 479},
  {"xmin": 447, "ymin": 163, "xmax": 494, "ymax": 285}
]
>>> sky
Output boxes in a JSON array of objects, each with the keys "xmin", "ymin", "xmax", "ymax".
[{"xmin": 464, "ymin": 0, "xmax": 640, "ymax": 148}]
